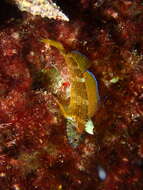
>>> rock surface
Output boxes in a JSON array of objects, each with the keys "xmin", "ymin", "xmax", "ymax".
[{"xmin": 0, "ymin": 0, "xmax": 143, "ymax": 189}]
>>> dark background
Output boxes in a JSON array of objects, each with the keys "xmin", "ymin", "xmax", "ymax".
[{"xmin": 0, "ymin": 0, "xmax": 22, "ymax": 26}]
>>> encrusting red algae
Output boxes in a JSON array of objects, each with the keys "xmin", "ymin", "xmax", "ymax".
[{"xmin": 0, "ymin": 0, "xmax": 143, "ymax": 189}]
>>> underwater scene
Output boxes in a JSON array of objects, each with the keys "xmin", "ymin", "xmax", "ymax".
[{"xmin": 0, "ymin": 0, "xmax": 143, "ymax": 189}]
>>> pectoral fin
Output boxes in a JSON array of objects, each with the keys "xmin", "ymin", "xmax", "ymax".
[
  {"xmin": 40, "ymin": 38, "xmax": 66, "ymax": 55},
  {"xmin": 83, "ymin": 71, "xmax": 100, "ymax": 117},
  {"xmin": 53, "ymin": 96, "xmax": 69, "ymax": 119},
  {"xmin": 85, "ymin": 119, "xmax": 94, "ymax": 135}
]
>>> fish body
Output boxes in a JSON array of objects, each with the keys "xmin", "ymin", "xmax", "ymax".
[{"xmin": 41, "ymin": 39, "xmax": 100, "ymax": 134}]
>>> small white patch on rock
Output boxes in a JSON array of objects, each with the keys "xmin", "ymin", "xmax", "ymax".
[
  {"xmin": 97, "ymin": 166, "xmax": 107, "ymax": 181},
  {"xmin": 11, "ymin": 32, "xmax": 20, "ymax": 40}
]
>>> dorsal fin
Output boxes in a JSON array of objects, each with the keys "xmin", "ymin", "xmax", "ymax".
[
  {"xmin": 83, "ymin": 71, "xmax": 100, "ymax": 117},
  {"xmin": 67, "ymin": 51, "xmax": 92, "ymax": 72}
]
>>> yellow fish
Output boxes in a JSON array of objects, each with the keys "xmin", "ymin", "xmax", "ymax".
[{"xmin": 41, "ymin": 39, "xmax": 100, "ymax": 135}]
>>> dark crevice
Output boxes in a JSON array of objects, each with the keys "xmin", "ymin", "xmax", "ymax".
[{"xmin": 0, "ymin": 0, "xmax": 22, "ymax": 26}]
